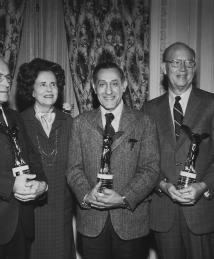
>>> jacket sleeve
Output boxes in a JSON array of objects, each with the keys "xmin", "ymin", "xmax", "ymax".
[{"xmin": 66, "ymin": 117, "xmax": 92, "ymax": 205}]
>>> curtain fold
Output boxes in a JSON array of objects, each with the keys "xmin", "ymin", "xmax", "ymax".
[
  {"xmin": 0, "ymin": 0, "xmax": 26, "ymax": 77},
  {"xmin": 63, "ymin": 0, "xmax": 150, "ymax": 113}
]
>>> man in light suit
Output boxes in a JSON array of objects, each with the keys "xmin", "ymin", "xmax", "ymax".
[
  {"xmin": 66, "ymin": 62, "xmax": 160, "ymax": 259},
  {"xmin": 0, "ymin": 56, "xmax": 47, "ymax": 259},
  {"xmin": 143, "ymin": 42, "xmax": 214, "ymax": 259}
]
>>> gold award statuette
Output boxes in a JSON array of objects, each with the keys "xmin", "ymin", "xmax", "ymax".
[
  {"xmin": 97, "ymin": 134, "xmax": 113, "ymax": 192},
  {"xmin": 177, "ymin": 125, "xmax": 209, "ymax": 190},
  {"xmin": 0, "ymin": 123, "xmax": 30, "ymax": 177}
]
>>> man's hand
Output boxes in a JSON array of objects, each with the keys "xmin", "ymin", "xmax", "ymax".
[
  {"xmin": 13, "ymin": 174, "xmax": 47, "ymax": 202},
  {"xmin": 178, "ymin": 182, "xmax": 207, "ymax": 205},
  {"xmin": 94, "ymin": 188, "xmax": 124, "ymax": 208},
  {"xmin": 84, "ymin": 182, "xmax": 107, "ymax": 209},
  {"xmin": 160, "ymin": 180, "xmax": 192, "ymax": 204},
  {"xmin": 84, "ymin": 182, "xmax": 124, "ymax": 209}
]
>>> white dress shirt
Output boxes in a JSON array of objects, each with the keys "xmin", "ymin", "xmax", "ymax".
[
  {"xmin": 100, "ymin": 101, "xmax": 123, "ymax": 132},
  {"xmin": 168, "ymin": 86, "xmax": 192, "ymax": 127}
]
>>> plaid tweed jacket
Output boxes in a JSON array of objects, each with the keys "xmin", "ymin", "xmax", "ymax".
[{"xmin": 66, "ymin": 105, "xmax": 160, "ymax": 240}]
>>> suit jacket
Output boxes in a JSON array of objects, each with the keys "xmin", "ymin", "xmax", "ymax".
[
  {"xmin": 0, "ymin": 107, "xmax": 46, "ymax": 244},
  {"xmin": 143, "ymin": 88, "xmax": 214, "ymax": 234},
  {"xmin": 66, "ymin": 105, "xmax": 160, "ymax": 240},
  {"xmin": 21, "ymin": 107, "xmax": 75, "ymax": 259}
]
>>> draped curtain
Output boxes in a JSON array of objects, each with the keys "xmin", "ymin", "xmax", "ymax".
[
  {"xmin": 0, "ymin": 0, "xmax": 26, "ymax": 77},
  {"xmin": 63, "ymin": 0, "xmax": 150, "ymax": 113}
]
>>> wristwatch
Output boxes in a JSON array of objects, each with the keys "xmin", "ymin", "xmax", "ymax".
[
  {"xmin": 156, "ymin": 177, "xmax": 168, "ymax": 196},
  {"xmin": 122, "ymin": 196, "xmax": 131, "ymax": 210},
  {"xmin": 81, "ymin": 193, "xmax": 91, "ymax": 209},
  {"xmin": 204, "ymin": 189, "xmax": 211, "ymax": 199}
]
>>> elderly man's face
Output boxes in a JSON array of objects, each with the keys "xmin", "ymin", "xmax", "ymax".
[
  {"xmin": 0, "ymin": 59, "xmax": 11, "ymax": 104},
  {"xmin": 163, "ymin": 45, "xmax": 196, "ymax": 94}
]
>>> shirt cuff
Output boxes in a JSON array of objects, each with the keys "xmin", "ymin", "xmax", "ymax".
[{"xmin": 81, "ymin": 193, "xmax": 91, "ymax": 209}]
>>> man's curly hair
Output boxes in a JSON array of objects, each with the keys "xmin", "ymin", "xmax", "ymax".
[{"xmin": 16, "ymin": 58, "xmax": 65, "ymax": 111}]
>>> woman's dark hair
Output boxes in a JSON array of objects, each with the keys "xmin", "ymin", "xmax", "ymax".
[{"xmin": 16, "ymin": 58, "xmax": 65, "ymax": 111}]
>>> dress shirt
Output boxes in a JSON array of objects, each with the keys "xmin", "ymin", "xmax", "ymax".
[
  {"xmin": 34, "ymin": 105, "xmax": 55, "ymax": 137},
  {"xmin": 100, "ymin": 101, "xmax": 123, "ymax": 132},
  {"xmin": 168, "ymin": 86, "xmax": 192, "ymax": 127}
]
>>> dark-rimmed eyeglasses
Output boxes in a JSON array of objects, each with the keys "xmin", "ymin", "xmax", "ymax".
[{"xmin": 165, "ymin": 59, "xmax": 196, "ymax": 69}]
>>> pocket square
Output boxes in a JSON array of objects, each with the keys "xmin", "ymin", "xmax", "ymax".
[{"xmin": 128, "ymin": 138, "xmax": 138, "ymax": 150}]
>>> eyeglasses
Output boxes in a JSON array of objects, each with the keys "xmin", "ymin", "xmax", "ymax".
[
  {"xmin": 0, "ymin": 73, "xmax": 12, "ymax": 85},
  {"xmin": 165, "ymin": 59, "xmax": 196, "ymax": 69}
]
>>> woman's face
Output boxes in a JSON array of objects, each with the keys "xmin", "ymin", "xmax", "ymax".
[{"xmin": 32, "ymin": 71, "xmax": 58, "ymax": 111}]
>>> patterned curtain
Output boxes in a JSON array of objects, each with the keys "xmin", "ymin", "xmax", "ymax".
[
  {"xmin": 63, "ymin": 0, "xmax": 150, "ymax": 113},
  {"xmin": 0, "ymin": 0, "xmax": 26, "ymax": 77}
]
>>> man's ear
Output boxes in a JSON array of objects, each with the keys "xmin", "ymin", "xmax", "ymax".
[
  {"xmin": 122, "ymin": 80, "xmax": 128, "ymax": 92},
  {"xmin": 161, "ymin": 62, "xmax": 167, "ymax": 75},
  {"xmin": 92, "ymin": 83, "xmax": 97, "ymax": 93}
]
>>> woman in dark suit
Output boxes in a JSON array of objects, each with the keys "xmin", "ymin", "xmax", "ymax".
[{"xmin": 16, "ymin": 58, "xmax": 76, "ymax": 259}]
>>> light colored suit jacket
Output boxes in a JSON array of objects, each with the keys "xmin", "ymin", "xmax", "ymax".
[
  {"xmin": 66, "ymin": 105, "xmax": 160, "ymax": 240},
  {"xmin": 143, "ymin": 88, "xmax": 214, "ymax": 235}
]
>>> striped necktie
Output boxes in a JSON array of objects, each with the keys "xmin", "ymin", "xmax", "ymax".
[{"xmin": 173, "ymin": 96, "xmax": 183, "ymax": 140}]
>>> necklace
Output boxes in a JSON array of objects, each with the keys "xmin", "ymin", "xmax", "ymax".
[{"xmin": 36, "ymin": 130, "xmax": 58, "ymax": 166}]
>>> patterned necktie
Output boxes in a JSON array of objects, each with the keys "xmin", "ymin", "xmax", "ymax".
[
  {"xmin": 105, "ymin": 113, "xmax": 115, "ymax": 137},
  {"xmin": 174, "ymin": 96, "xmax": 183, "ymax": 141}
]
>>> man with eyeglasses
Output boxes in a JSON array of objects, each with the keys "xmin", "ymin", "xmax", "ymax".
[
  {"xmin": 143, "ymin": 42, "xmax": 214, "ymax": 259},
  {"xmin": 0, "ymin": 56, "xmax": 47, "ymax": 259},
  {"xmin": 66, "ymin": 62, "xmax": 160, "ymax": 259}
]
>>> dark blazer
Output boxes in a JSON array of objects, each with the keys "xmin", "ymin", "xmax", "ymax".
[
  {"xmin": 0, "ymin": 107, "xmax": 46, "ymax": 244},
  {"xmin": 21, "ymin": 107, "xmax": 75, "ymax": 259},
  {"xmin": 143, "ymin": 88, "xmax": 214, "ymax": 234},
  {"xmin": 66, "ymin": 105, "xmax": 160, "ymax": 240}
]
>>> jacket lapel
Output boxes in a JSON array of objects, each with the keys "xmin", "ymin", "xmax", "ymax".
[
  {"xmin": 23, "ymin": 107, "xmax": 48, "ymax": 138},
  {"xmin": 3, "ymin": 107, "xmax": 14, "ymax": 128},
  {"xmin": 50, "ymin": 108, "xmax": 65, "ymax": 133},
  {"xmin": 176, "ymin": 88, "xmax": 202, "ymax": 150},
  {"xmin": 84, "ymin": 108, "xmax": 103, "ymax": 137},
  {"xmin": 111, "ymin": 106, "xmax": 136, "ymax": 151},
  {"xmin": 157, "ymin": 93, "xmax": 176, "ymax": 148}
]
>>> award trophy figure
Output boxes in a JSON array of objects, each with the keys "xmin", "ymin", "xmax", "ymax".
[
  {"xmin": 97, "ymin": 132, "xmax": 114, "ymax": 192},
  {"xmin": 177, "ymin": 125, "xmax": 209, "ymax": 189},
  {"xmin": 0, "ymin": 122, "xmax": 30, "ymax": 177}
]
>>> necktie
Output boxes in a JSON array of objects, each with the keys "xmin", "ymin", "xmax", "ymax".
[
  {"xmin": 173, "ymin": 96, "xmax": 183, "ymax": 141},
  {"xmin": 105, "ymin": 113, "xmax": 115, "ymax": 137}
]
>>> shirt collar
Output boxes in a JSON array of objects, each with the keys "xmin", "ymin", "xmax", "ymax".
[
  {"xmin": 100, "ymin": 101, "xmax": 123, "ymax": 119},
  {"xmin": 168, "ymin": 86, "xmax": 192, "ymax": 114},
  {"xmin": 34, "ymin": 103, "xmax": 54, "ymax": 115},
  {"xmin": 100, "ymin": 101, "xmax": 123, "ymax": 130}
]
